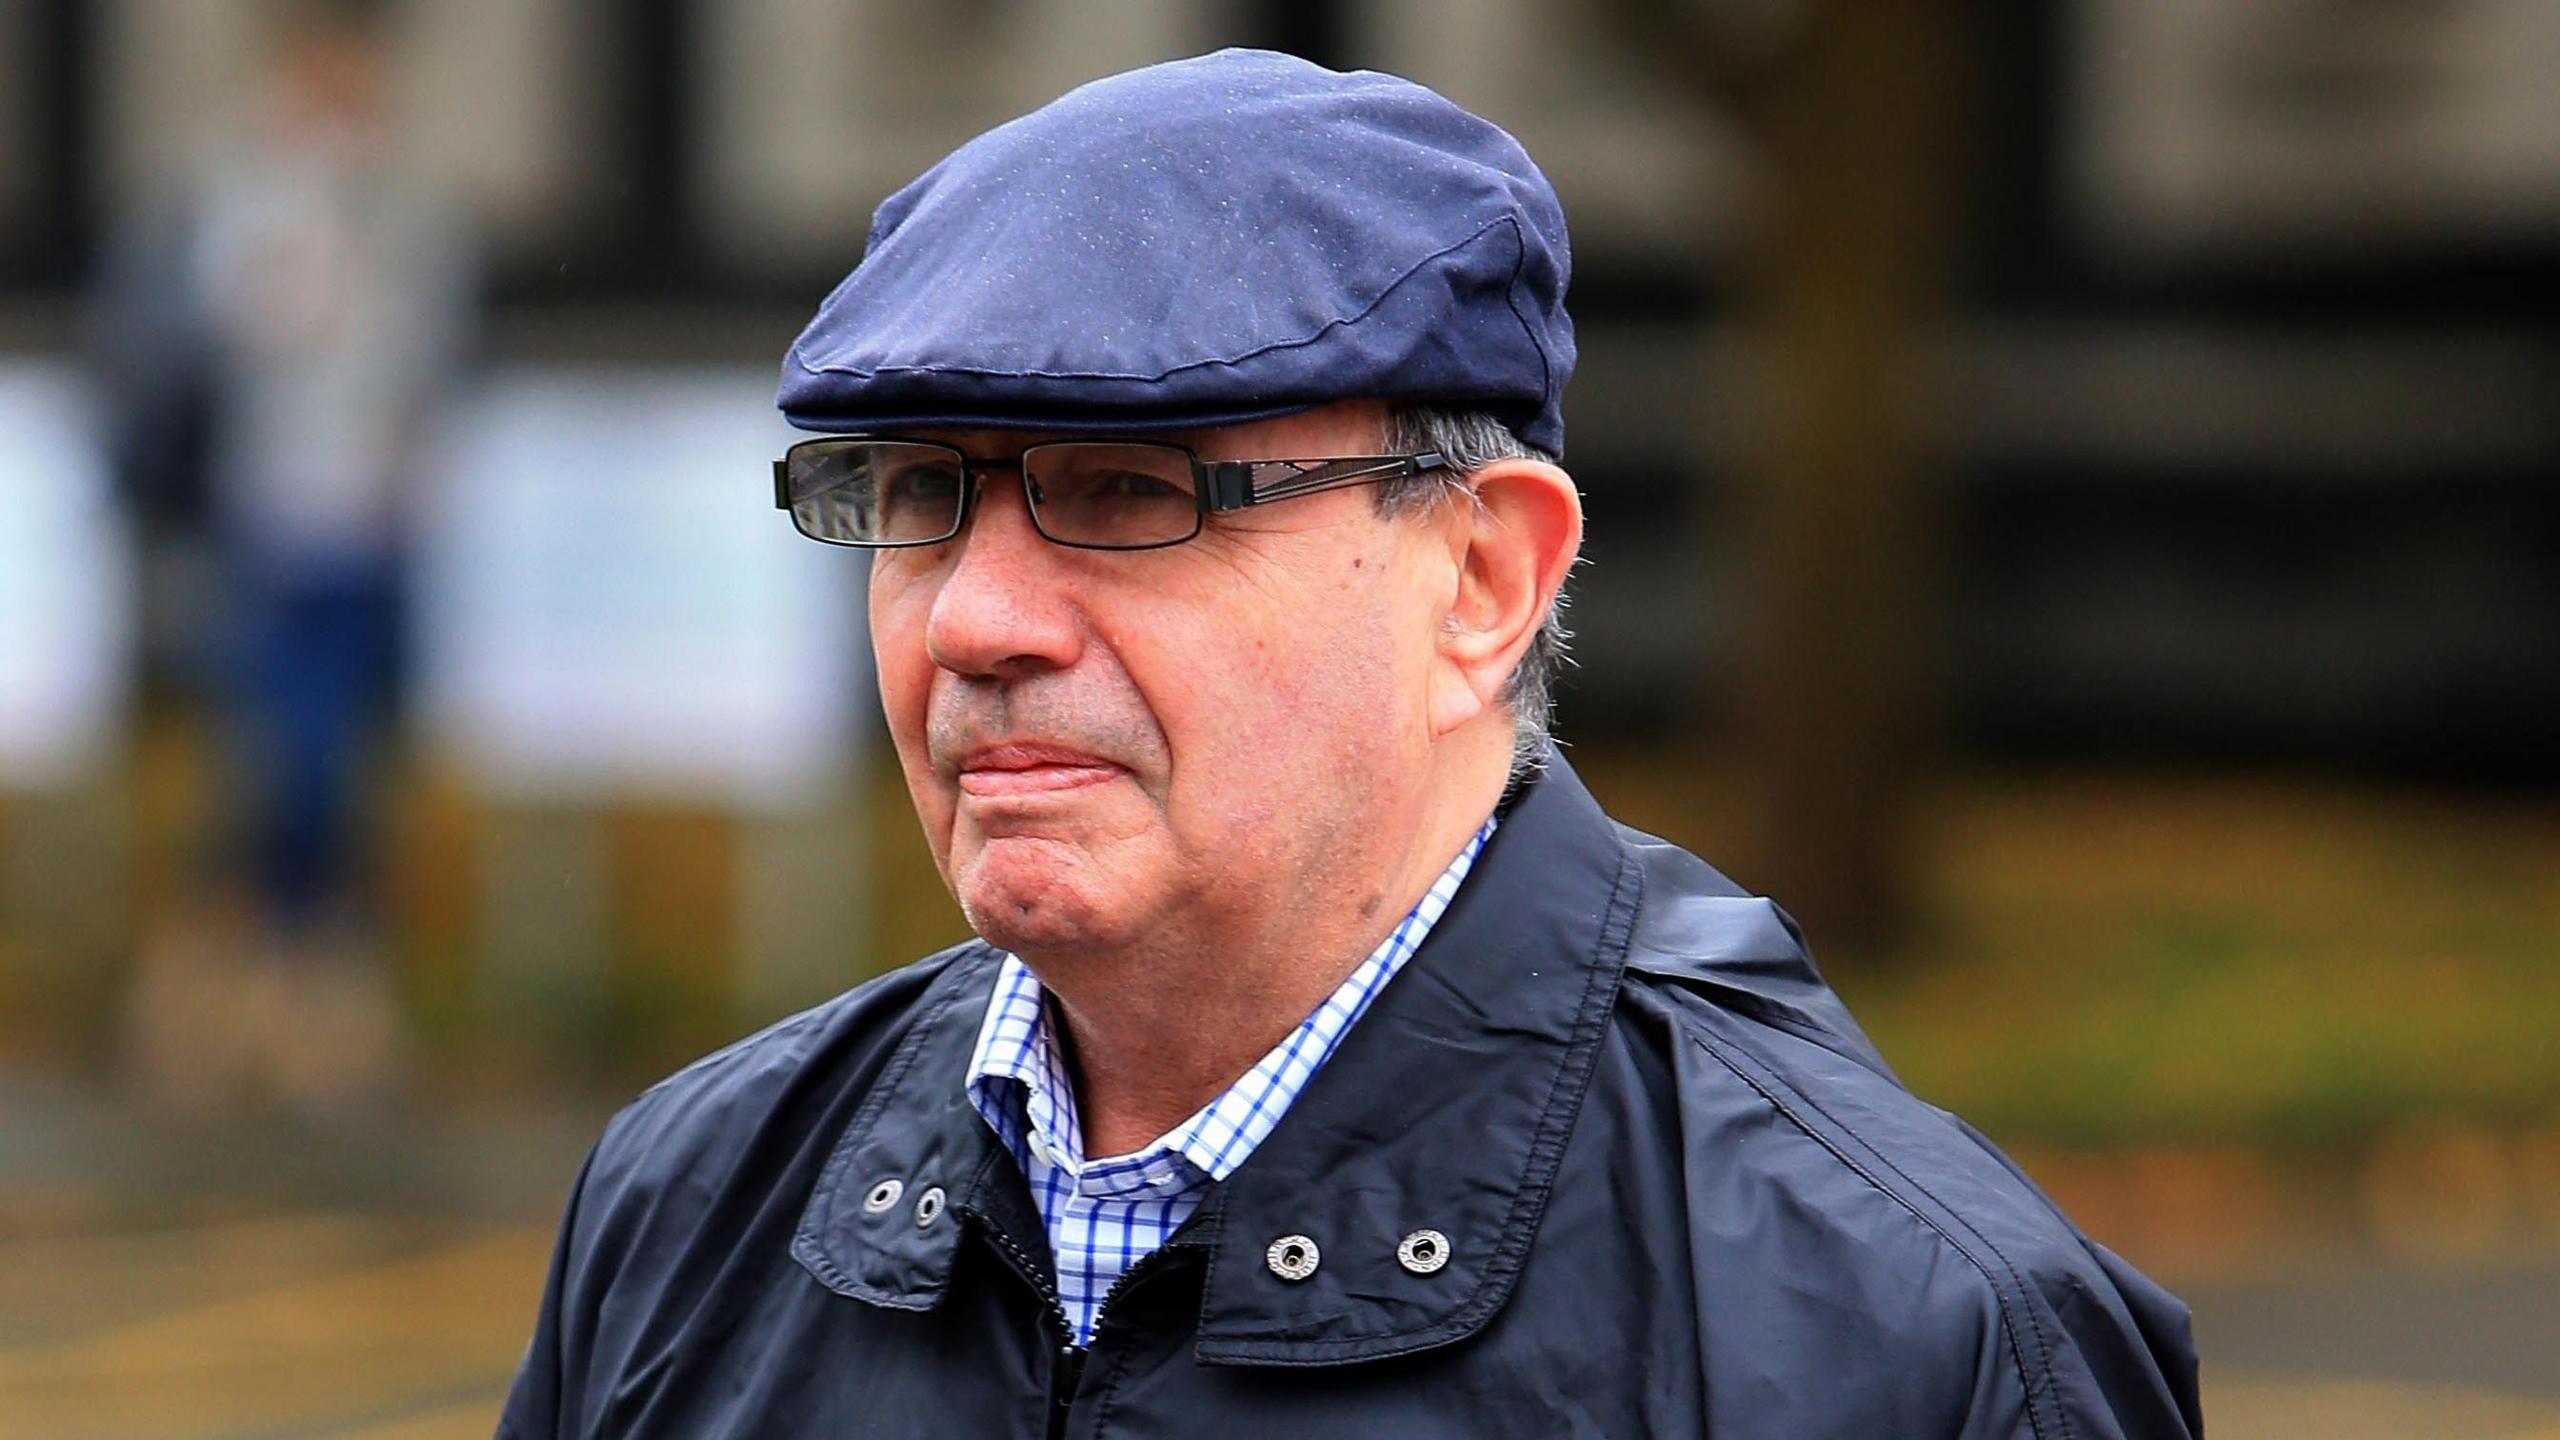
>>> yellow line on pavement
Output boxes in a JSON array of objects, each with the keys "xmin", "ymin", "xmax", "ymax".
[
  {"xmin": 328, "ymin": 1396, "xmax": 514, "ymax": 1440},
  {"xmin": 0, "ymin": 1225, "xmax": 552, "ymax": 1440},
  {"xmin": 2206, "ymin": 1372, "xmax": 2560, "ymax": 1440},
  {"xmin": 0, "ymin": 1213, "xmax": 406, "ymax": 1344}
]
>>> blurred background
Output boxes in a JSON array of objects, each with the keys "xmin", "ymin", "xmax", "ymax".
[{"xmin": 0, "ymin": 0, "xmax": 2554, "ymax": 1435}]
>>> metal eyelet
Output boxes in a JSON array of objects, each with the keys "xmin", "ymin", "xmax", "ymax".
[
  {"xmin": 1397, "ymin": 1228, "xmax": 1451, "ymax": 1275},
  {"xmin": 861, "ymin": 1178, "xmax": 904, "ymax": 1214},
  {"xmin": 913, "ymin": 1185, "xmax": 947, "ymax": 1228},
  {"xmin": 1265, "ymin": 1234, "xmax": 1321, "ymax": 1281}
]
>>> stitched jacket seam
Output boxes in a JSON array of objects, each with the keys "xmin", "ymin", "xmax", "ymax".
[
  {"xmin": 1684, "ymin": 1028, "xmax": 2066, "ymax": 1440},
  {"xmin": 1084, "ymin": 1330, "xmax": 1141, "ymax": 1436},
  {"xmin": 1773, "ymin": 1073, "xmax": 2075, "ymax": 1440}
]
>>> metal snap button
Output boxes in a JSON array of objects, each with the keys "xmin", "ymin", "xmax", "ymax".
[
  {"xmin": 862, "ymin": 1177, "xmax": 904, "ymax": 1214},
  {"xmin": 912, "ymin": 1185, "xmax": 947, "ymax": 1228},
  {"xmin": 1265, "ymin": 1234, "xmax": 1321, "ymax": 1282},
  {"xmin": 1397, "ymin": 1228, "xmax": 1451, "ymax": 1275}
]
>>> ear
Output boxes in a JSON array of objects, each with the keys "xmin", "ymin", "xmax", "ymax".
[{"xmin": 1428, "ymin": 458, "xmax": 1583, "ymax": 738}]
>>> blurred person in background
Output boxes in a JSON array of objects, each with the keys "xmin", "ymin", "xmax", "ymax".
[
  {"xmin": 91, "ymin": 0, "xmax": 473, "ymax": 1115},
  {"xmin": 500, "ymin": 52, "xmax": 2196, "ymax": 1438}
]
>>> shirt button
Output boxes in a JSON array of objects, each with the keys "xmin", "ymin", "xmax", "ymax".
[
  {"xmin": 913, "ymin": 1185, "xmax": 948, "ymax": 1228},
  {"xmin": 1397, "ymin": 1228, "xmax": 1451, "ymax": 1275},
  {"xmin": 861, "ymin": 1177, "xmax": 905, "ymax": 1214},
  {"xmin": 1265, "ymin": 1234, "xmax": 1321, "ymax": 1282}
]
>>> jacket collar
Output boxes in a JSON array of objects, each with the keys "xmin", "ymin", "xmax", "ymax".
[
  {"xmin": 793, "ymin": 757, "xmax": 1640, "ymax": 1365},
  {"xmin": 1185, "ymin": 757, "xmax": 1637, "ymax": 1363},
  {"xmin": 790, "ymin": 945, "xmax": 1010, "ymax": 1314}
]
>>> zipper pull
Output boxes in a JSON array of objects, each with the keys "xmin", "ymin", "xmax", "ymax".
[{"xmin": 1047, "ymin": 1342, "xmax": 1087, "ymax": 1440}]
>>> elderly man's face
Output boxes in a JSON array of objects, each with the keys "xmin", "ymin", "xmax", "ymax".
[{"xmin": 869, "ymin": 402, "xmax": 1459, "ymax": 962}]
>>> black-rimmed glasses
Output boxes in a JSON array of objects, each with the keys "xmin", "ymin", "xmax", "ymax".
[{"xmin": 773, "ymin": 437, "xmax": 1450, "ymax": 551}]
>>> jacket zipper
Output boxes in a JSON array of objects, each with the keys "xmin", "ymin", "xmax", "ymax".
[
  {"xmin": 979, "ymin": 1218, "xmax": 1206, "ymax": 1440},
  {"xmin": 1046, "ymin": 1343, "xmax": 1087, "ymax": 1440},
  {"xmin": 1046, "ymin": 1247, "xmax": 1195, "ymax": 1438},
  {"xmin": 1085, "ymin": 1240, "xmax": 1197, "ymax": 1342},
  {"xmin": 977, "ymin": 1199, "xmax": 1218, "ymax": 1434},
  {"xmin": 973, "ymin": 1218, "xmax": 1086, "ymax": 1440}
]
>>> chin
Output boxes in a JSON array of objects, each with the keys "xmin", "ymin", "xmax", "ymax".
[{"xmin": 953, "ymin": 842, "xmax": 1138, "ymax": 959}]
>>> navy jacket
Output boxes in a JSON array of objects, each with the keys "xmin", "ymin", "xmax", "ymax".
[{"xmin": 499, "ymin": 760, "xmax": 2202, "ymax": 1438}]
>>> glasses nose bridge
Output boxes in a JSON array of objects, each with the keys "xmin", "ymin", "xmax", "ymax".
[{"xmin": 951, "ymin": 453, "xmax": 1042, "ymax": 542}]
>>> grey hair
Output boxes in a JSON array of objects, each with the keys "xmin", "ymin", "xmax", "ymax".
[{"xmin": 1377, "ymin": 406, "xmax": 1576, "ymax": 778}]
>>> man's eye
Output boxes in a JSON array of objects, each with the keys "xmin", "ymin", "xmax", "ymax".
[
  {"xmin": 883, "ymin": 465, "xmax": 964, "ymax": 502},
  {"xmin": 1096, "ymin": 470, "xmax": 1187, "ymax": 501}
]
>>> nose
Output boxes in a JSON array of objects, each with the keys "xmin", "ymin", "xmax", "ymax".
[{"xmin": 921, "ymin": 469, "xmax": 1085, "ymax": 680}]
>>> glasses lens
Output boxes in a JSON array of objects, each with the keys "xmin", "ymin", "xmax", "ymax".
[
  {"xmin": 1022, "ymin": 444, "xmax": 1200, "ymax": 548},
  {"xmin": 786, "ymin": 441, "xmax": 968, "ymax": 545}
]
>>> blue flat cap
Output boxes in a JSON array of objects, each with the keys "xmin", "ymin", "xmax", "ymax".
[{"xmin": 778, "ymin": 48, "xmax": 1575, "ymax": 454}]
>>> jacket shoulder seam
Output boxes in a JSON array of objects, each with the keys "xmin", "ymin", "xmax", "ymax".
[
  {"xmin": 1624, "ymin": 965, "xmax": 1898, "ymax": 1083},
  {"xmin": 1682, "ymin": 1025, "xmax": 2071, "ymax": 1440}
]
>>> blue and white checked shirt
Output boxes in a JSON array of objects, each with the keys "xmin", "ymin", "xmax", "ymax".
[{"xmin": 965, "ymin": 816, "xmax": 1495, "ymax": 1345}]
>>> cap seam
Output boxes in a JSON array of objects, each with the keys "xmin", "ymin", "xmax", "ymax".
[
  {"xmin": 792, "ymin": 211, "xmax": 1522, "ymax": 386},
  {"xmin": 1494, "ymin": 213, "xmax": 1555, "ymax": 431}
]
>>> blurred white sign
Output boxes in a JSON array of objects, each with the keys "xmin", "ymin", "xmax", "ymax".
[
  {"xmin": 417, "ymin": 368, "xmax": 869, "ymax": 811},
  {"xmin": 2073, "ymin": 0, "xmax": 2560, "ymax": 258},
  {"xmin": 0, "ymin": 362, "xmax": 133, "ymax": 789}
]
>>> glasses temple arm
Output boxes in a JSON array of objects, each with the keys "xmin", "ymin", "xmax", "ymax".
[{"xmin": 1224, "ymin": 452, "xmax": 1449, "ymax": 508}]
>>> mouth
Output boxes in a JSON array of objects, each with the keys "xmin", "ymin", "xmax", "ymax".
[{"xmin": 952, "ymin": 741, "xmax": 1127, "ymax": 799}]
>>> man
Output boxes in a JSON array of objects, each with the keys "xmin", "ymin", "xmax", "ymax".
[
  {"xmin": 500, "ymin": 50, "xmax": 2200, "ymax": 1438},
  {"xmin": 102, "ymin": 0, "xmax": 473, "ymax": 1112}
]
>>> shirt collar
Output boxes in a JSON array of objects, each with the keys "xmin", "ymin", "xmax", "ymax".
[{"xmin": 963, "ymin": 816, "xmax": 1496, "ymax": 1193}]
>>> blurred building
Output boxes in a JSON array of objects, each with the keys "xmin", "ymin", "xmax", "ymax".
[
  {"xmin": 1, "ymin": 1, "xmax": 2555, "ymax": 1076},
  {"xmin": 9, "ymin": 0, "xmax": 2550, "ymax": 784}
]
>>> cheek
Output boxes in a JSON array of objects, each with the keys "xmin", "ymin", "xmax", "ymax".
[
  {"xmin": 869, "ymin": 569, "xmax": 949, "ymax": 831},
  {"xmin": 1159, "ymin": 572, "xmax": 1418, "ymax": 794},
  {"xmin": 869, "ymin": 566, "xmax": 935, "ymax": 732},
  {"xmin": 1320, "ymin": 565, "xmax": 1446, "ymax": 780},
  {"xmin": 872, "ymin": 594, "xmax": 966, "ymax": 877},
  {"xmin": 1304, "ymin": 606, "xmax": 1425, "ymax": 761}
]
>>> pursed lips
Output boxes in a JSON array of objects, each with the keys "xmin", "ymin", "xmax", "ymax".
[{"xmin": 952, "ymin": 741, "xmax": 1126, "ymax": 798}]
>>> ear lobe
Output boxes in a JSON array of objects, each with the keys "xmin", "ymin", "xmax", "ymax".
[{"xmin": 1428, "ymin": 458, "xmax": 1582, "ymax": 737}]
